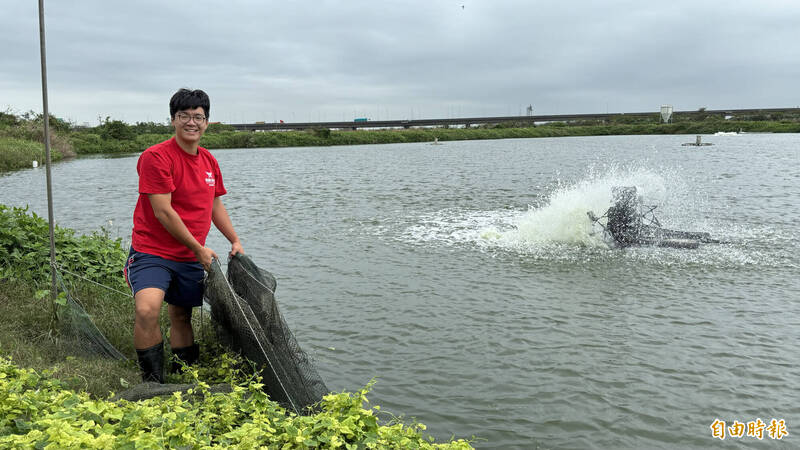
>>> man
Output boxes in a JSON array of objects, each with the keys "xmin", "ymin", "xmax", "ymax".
[{"xmin": 124, "ymin": 89, "xmax": 243, "ymax": 383}]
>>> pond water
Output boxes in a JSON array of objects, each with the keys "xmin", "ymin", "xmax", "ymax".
[{"xmin": 1, "ymin": 134, "xmax": 798, "ymax": 449}]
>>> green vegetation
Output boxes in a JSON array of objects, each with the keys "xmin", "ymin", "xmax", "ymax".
[
  {"xmin": 0, "ymin": 204, "xmax": 140, "ymax": 393},
  {"xmin": 0, "ymin": 205, "xmax": 125, "ymax": 285},
  {"xmin": 0, "ymin": 358, "xmax": 473, "ymax": 448},
  {"xmin": 0, "ymin": 111, "xmax": 72, "ymax": 171},
  {"xmin": 0, "ymin": 205, "xmax": 474, "ymax": 448},
  {"xmin": 0, "ymin": 137, "xmax": 49, "ymax": 172},
  {"xmin": 3, "ymin": 108, "xmax": 800, "ymax": 174},
  {"xmin": 180, "ymin": 118, "xmax": 800, "ymax": 151}
]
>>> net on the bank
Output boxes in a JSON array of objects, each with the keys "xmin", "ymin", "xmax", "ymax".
[
  {"xmin": 55, "ymin": 269, "xmax": 127, "ymax": 361},
  {"xmin": 204, "ymin": 254, "xmax": 328, "ymax": 415}
]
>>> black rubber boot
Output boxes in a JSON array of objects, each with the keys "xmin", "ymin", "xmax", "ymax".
[
  {"xmin": 170, "ymin": 342, "xmax": 199, "ymax": 374},
  {"xmin": 136, "ymin": 341, "xmax": 165, "ymax": 383}
]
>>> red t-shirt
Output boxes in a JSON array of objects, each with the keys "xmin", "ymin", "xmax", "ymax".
[{"xmin": 131, "ymin": 137, "xmax": 227, "ymax": 261}]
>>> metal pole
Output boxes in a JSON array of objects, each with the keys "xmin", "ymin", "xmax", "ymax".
[{"xmin": 38, "ymin": 0, "xmax": 58, "ymax": 308}]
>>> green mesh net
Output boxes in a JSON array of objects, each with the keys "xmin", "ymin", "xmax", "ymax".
[{"xmin": 204, "ymin": 254, "xmax": 328, "ymax": 414}]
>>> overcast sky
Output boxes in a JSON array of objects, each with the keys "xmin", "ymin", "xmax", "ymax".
[{"xmin": 2, "ymin": 1, "xmax": 799, "ymax": 125}]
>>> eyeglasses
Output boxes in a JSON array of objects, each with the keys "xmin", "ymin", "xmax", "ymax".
[{"xmin": 175, "ymin": 112, "xmax": 207, "ymax": 124}]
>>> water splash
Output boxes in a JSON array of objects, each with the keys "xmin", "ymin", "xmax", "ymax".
[
  {"xmin": 390, "ymin": 163, "xmax": 793, "ymax": 268},
  {"xmin": 489, "ymin": 164, "xmax": 670, "ymax": 249}
]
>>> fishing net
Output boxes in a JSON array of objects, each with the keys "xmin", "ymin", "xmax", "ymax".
[
  {"xmin": 49, "ymin": 253, "xmax": 328, "ymax": 411},
  {"xmin": 204, "ymin": 254, "xmax": 328, "ymax": 415},
  {"xmin": 54, "ymin": 268, "xmax": 127, "ymax": 361}
]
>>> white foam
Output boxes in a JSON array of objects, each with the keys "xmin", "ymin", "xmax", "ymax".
[
  {"xmin": 496, "ymin": 164, "xmax": 668, "ymax": 248},
  {"xmin": 385, "ymin": 163, "xmax": 790, "ymax": 268}
]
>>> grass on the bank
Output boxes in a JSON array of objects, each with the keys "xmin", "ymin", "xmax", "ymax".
[
  {"xmin": 0, "ymin": 115, "xmax": 74, "ymax": 171},
  {"xmin": 0, "ymin": 278, "xmax": 141, "ymax": 395},
  {"xmin": 194, "ymin": 119, "xmax": 800, "ymax": 152},
  {"xmin": 0, "ymin": 137, "xmax": 52, "ymax": 172},
  {"xmin": 0, "ymin": 275, "xmax": 249, "ymax": 396},
  {"xmin": 4, "ymin": 108, "xmax": 800, "ymax": 172}
]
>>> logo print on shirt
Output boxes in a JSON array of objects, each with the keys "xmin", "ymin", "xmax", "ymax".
[{"xmin": 204, "ymin": 171, "xmax": 215, "ymax": 187}]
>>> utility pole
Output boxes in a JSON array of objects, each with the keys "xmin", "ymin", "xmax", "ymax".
[{"xmin": 38, "ymin": 0, "xmax": 58, "ymax": 315}]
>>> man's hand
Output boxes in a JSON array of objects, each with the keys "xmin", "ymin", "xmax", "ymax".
[
  {"xmin": 230, "ymin": 240, "xmax": 244, "ymax": 258},
  {"xmin": 194, "ymin": 246, "xmax": 218, "ymax": 271}
]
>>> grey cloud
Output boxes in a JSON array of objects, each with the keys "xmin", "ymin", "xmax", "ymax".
[{"xmin": 2, "ymin": 1, "xmax": 798, "ymax": 124}]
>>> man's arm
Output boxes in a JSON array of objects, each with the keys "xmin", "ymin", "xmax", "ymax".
[
  {"xmin": 211, "ymin": 196, "xmax": 244, "ymax": 257},
  {"xmin": 148, "ymin": 193, "xmax": 218, "ymax": 269}
]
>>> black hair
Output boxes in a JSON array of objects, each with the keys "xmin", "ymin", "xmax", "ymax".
[{"xmin": 169, "ymin": 88, "xmax": 210, "ymax": 119}]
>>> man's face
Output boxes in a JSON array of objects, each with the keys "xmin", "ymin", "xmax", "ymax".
[{"xmin": 172, "ymin": 107, "xmax": 208, "ymax": 144}]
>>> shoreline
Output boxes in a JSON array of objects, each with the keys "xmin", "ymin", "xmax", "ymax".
[
  {"xmin": 73, "ymin": 119, "xmax": 800, "ymax": 154},
  {"xmin": 3, "ymin": 119, "xmax": 800, "ymax": 174}
]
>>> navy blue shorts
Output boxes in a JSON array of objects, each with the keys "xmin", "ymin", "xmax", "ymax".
[{"xmin": 123, "ymin": 248, "xmax": 205, "ymax": 307}]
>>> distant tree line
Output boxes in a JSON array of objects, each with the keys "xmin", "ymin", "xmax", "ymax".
[{"xmin": 2, "ymin": 107, "xmax": 800, "ymax": 173}]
